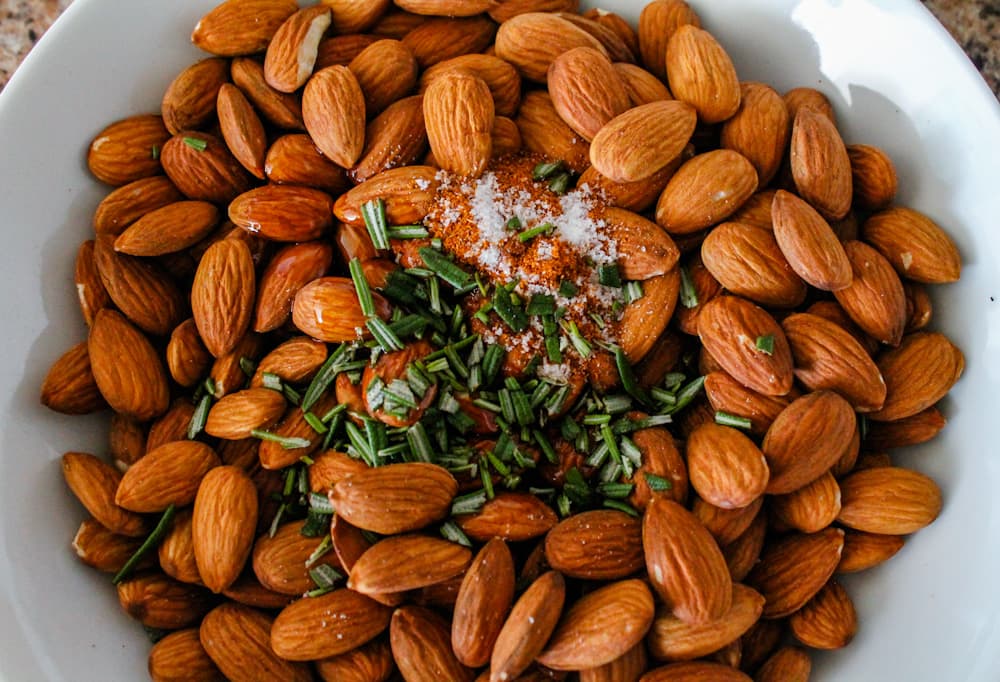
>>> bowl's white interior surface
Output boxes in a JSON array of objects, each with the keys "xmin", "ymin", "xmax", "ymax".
[{"xmin": 0, "ymin": 1, "xmax": 998, "ymax": 680}]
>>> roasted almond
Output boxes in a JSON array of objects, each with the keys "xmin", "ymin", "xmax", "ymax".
[
  {"xmin": 746, "ymin": 527, "xmax": 844, "ymax": 618},
  {"xmin": 755, "ymin": 647, "xmax": 811, "ymax": 682},
  {"xmin": 656, "ymin": 150, "xmax": 757, "ymax": 234},
  {"xmin": 324, "ymin": 0, "xmax": 392, "ymax": 34},
  {"xmin": 200, "ymin": 603, "xmax": 311, "ymax": 682},
  {"xmin": 205, "ymin": 388, "xmax": 287, "ymax": 439},
  {"xmin": 253, "ymin": 241, "xmax": 334, "ymax": 332},
  {"xmin": 837, "ymin": 466, "xmax": 942, "ymax": 534},
  {"xmin": 270, "ymin": 588, "xmax": 392, "ymax": 661},
  {"xmin": 93, "ymin": 176, "xmax": 184, "ymax": 236},
  {"xmin": 692, "ymin": 496, "xmax": 761, "ymax": 546},
  {"xmin": 114, "ymin": 201, "xmax": 219, "ymax": 256},
  {"xmin": 558, "ymin": 12, "xmax": 636, "ymax": 63},
  {"xmin": 160, "ymin": 131, "xmax": 253, "ymax": 204},
  {"xmin": 351, "ymin": 95, "xmax": 428, "ymax": 183},
  {"xmin": 72, "ymin": 518, "xmax": 146, "ymax": 573},
  {"xmin": 192, "ymin": 465, "xmax": 258, "ymax": 592},
  {"xmin": 192, "ymin": 0, "xmax": 299, "ymax": 56},
  {"xmin": 192, "ymin": 238, "xmax": 255, "ymax": 358},
  {"xmin": 229, "ymin": 184, "xmax": 334, "ymax": 242},
  {"xmin": 158, "ymin": 509, "xmax": 202, "ymax": 585},
  {"xmin": 665, "ymin": 25, "xmax": 740, "ymax": 123},
  {"xmin": 334, "ymin": 166, "xmax": 440, "ymax": 226},
  {"xmin": 303, "ymin": 65, "xmax": 367, "ymax": 168},
  {"xmin": 217, "ymin": 82, "xmax": 267, "ymax": 179},
  {"xmin": 641, "ymin": 662, "xmax": 751, "ymax": 681},
  {"xmin": 771, "ymin": 189, "xmax": 852, "ymax": 291},
  {"xmin": 391, "ymin": 605, "xmax": 475, "ymax": 682},
  {"xmin": 602, "ymin": 207, "xmax": 680, "ymax": 280},
  {"xmin": 265, "ymin": 133, "xmax": 350, "ymax": 191},
  {"xmin": 703, "ymin": 371, "xmax": 792, "ymax": 437},
  {"xmin": 348, "ymin": 534, "xmax": 471, "ymax": 596},
  {"xmin": 309, "ymin": 450, "xmax": 368, "ymax": 492},
  {"xmin": 548, "ymin": 47, "xmax": 631, "ymax": 141},
  {"xmin": 264, "ymin": 6, "xmax": 331, "ymax": 92},
  {"xmin": 790, "ymin": 106, "xmax": 852, "ymax": 220},
  {"xmin": 161, "ymin": 58, "xmax": 230, "ymax": 135},
  {"xmin": 402, "ymin": 15, "xmax": 497, "ymax": 68},
  {"xmin": 147, "ymin": 627, "xmax": 221, "ymax": 682},
  {"xmin": 590, "ymin": 100, "xmax": 697, "ymax": 183},
  {"xmin": 87, "ymin": 114, "xmax": 169, "ymax": 186},
  {"xmin": 349, "ymin": 39, "xmax": 419, "ymax": 117},
  {"xmin": 494, "ymin": 12, "xmax": 605, "ymax": 82},
  {"xmin": 515, "ymin": 90, "xmax": 591, "ymax": 174},
  {"xmin": 116, "ymin": 441, "xmax": 220, "ymax": 512},
  {"xmin": 252, "ymin": 336, "xmax": 327, "ymax": 386},
  {"xmin": 452, "ymin": 538, "xmax": 516, "ymax": 667},
  {"xmin": 545, "ymin": 509, "xmax": 644, "ymax": 580},
  {"xmin": 491, "ymin": 571, "xmax": 566, "ymax": 682},
  {"xmin": 620, "ymin": 269, "xmax": 681, "ymax": 363},
  {"xmin": 257, "ymin": 393, "xmax": 339, "ymax": 470},
  {"xmin": 837, "ymin": 529, "xmax": 905, "ymax": 573},
  {"xmin": 862, "ymin": 206, "xmax": 962, "ymax": 284},
  {"xmin": 146, "ymin": 399, "xmax": 197, "ymax": 451},
  {"xmin": 424, "ymin": 71, "xmax": 494, "ymax": 177},
  {"xmin": 685, "ymin": 423, "xmax": 769, "ymax": 509},
  {"xmin": 88, "ymin": 309, "xmax": 170, "ymax": 421},
  {"xmin": 721, "ymin": 82, "xmax": 790, "ymax": 186},
  {"xmin": 454, "ymin": 491, "xmax": 559, "ymax": 542},
  {"xmin": 292, "ymin": 276, "xmax": 391, "ymax": 342},
  {"xmin": 315, "ymin": 639, "xmax": 395, "ymax": 682},
  {"xmin": 231, "ymin": 56, "xmax": 305, "ymax": 130},
  {"xmin": 117, "ymin": 573, "xmax": 212, "ymax": 629}
]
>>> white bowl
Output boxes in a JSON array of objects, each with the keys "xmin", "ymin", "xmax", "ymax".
[{"xmin": 1, "ymin": 0, "xmax": 998, "ymax": 680}]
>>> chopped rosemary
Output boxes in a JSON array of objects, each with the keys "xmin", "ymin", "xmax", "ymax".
[
  {"xmin": 387, "ymin": 225, "xmax": 429, "ymax": 239},
  {"xmin": 679, "ymin": 265, "xmax": 699, "ymax": 309},
  {"xmin": 361, "ymin": 198, "xmax": 390, "ymax": 250},
  {"xmin": 150, "ymin": 144, "xmax": 160, "ymax": 160},
  {"xmin": 548, "ymin": 172, "xmax": 571, "ymax": 194},
  {"xmin": 112, "ymin": 505, "xmax": 176, "ymax": 584},
  {"xmin": 715, "ymin": 411, "xmax": 753, "ymax": 430},
  {"xmin": 532, "ymin": 160, "xmax": 564, "ymax": 180},
  {"xmin": 440, "ymin": 521, "xmax": 472, "ymax": 547},
  {"xmin": 598, "ymin": 264, "xmax": 622, "ymax": 288},
  {"xmin": 558, "ymin": 280, "xmax": 579, "ymax": 297},
  {"xmin": 420, "ymin": 247, "xmax": 471, "ymax": 289},
  {"xmin": 187, "ymin": 394, "xmax": 211, "ymax": 439},
  {"xmin": 250, "ymin": 429, "xmax": 310, "ymax": 449},
  {"xmin": 755, "ymin": 334, "xmax": 775, "ymax": 355},
  {"xmin": 644, "ymin": 472, "xmax": 673, "ymax": 492},
  {"xmin": 451, "ymin": 489, "xmax": 487, "ymax": 515},
  {"xmin": 182, "ymin": 136, "xmax": 207, "ymax": 151},
  {"xmin": 518, "ymin": 222, "xmax": 553, "ymax": 243},
  {"xmin": 506, "ymin": 216, "xmax": 522, "ymax": 231},
  {"xmin": 349, "ymin": 258, "xmax": 376, "ymax": 317}
]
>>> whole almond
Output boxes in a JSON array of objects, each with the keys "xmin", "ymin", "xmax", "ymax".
[
  {"xmin": 790, "ymin": 107, "xmax": 852, "ymax": 220},
  {"xmin": 158, "ymin": 509, "xmax": 202, "ymax": 585},
  {"xmin": 424, "ymin": 72, "xmax": 494, "ymax": 177},
  {"xmin": 789, "ymin": 580, "xmax": 856, "ymax": 650},
  {"xmin": 166, "ymin": 319, "xmax": 211, "ymax": 388},
  {"xmin": 656, "ymin": 150, "xmax": 757, "ymax": 234},
  {"xmin": 488, "ymin": 0, "xmax": 578, "ymax": 22},
  {"xmin": 116, "ymin": 441, "xmax": 220, "ymax": 512},
  {"xmin": 391, "ymin": 606, "xmax": 475, "ymax": 682},
  {"xmin": 228, "ymin": 184, "xmax": 334, "ymax": 242},
  {"xmin": 837, "ymin": 529, "xmax": 905, "ymax": 573},
  {"xmin": 421, "ymin": 54, "xmax": 522, "ymax": 117},
  {"xmin": 330, "ymin": 513, "xmax": 372, "ymax": 573},
  {"xmin": 266, "ymin": 133, "xmax": 350, "ymax": 191},
  {"xmin": 697, "ymin": 296, "xmax": 793, "ymax": 396},
  {"xmin": 349, "ymin": 39, "xmax": 419, "ymax": 117},
  {"xmin": 217, "ymin": 83, "xmax": 267, "ymax": 179},
  {"xmin": 309, "ymin": 450, "xmax": 368, "ymax": 492},
  {"xmin": 848, "ymin": 144, "xmax": 898, "ymax": 210},
  {"xmin": 866, "ymin": 406, "xmax": 946, "ymax": 450},
  {"xmin": 87, "ymin": 115, "xmax": 169, "ymax": 186},
  {"xmin": 837, "ymin": 466, "xmax": 942, "ymax": 534},
  {"xmin": 620, "ymin": 269, "xmax": 681, "ymax": 363},
  {"xmin": 579, "ymin": 161, "xmax": 678, "ymax": 215},
  {"xmin": 491, "ymin": 571, "xmax": 566, "ymax": 682},
  {"xmin": 72, "ymin": 518, "xmax": 146, "ymax": 572},
  {"xmin": 548, "ymin": 47, "xmax": 631, "ymax": 141},
  {"xmin": 148, "ymin": 628, "xmax": 222, "ymax": 682},
  {"xmin": 747, "ymin": 527, "xmax": 844, "ymax": 618},
  {"xmin": 641, "ymin": 662, "xmax": 751, "ymax": 681},
  {"xmin": 88, "ymin": 309, "xmax": 170, "ymax": 421},
  {"xmin": 192, "ymin": 0, "xmax": 298, "ymax": 56},
  {"xmin": 637, "ymin": 0, "xmax": 700, "ymax": 81},
  {"xmin": 674, "ymin": 255, "xmax": 722, "ymax": 336},
  {"xmin": 257, "ymin": 393, "xmax": 338, "ymax": 470},
  {"xmin": 162, "ymin": 58, "xmax": 230, "ymax": 135},
  {"xmin": 544, "ymin": 509, "xmax": 644, "ymax": 579},
  {"xmin": 455, "ymin": 491, "xmax": 559, "ymax": 542},
  {"xmin": 693, "ymin": 496, "xmax": 761, "ymax": 546},
  {"xmin": 192, "ymin": 465, "xmax": 258, "ymax": 592},
  {"xmin": 700, "ymin": 222, "xmax": 806, "ymax": 308},
  {"xmin": 397, "ymin": 0, "xmax": 496, "ymax": 14},
  {"xmin": 686, "ymin": 423, "xmax": 769, "ymax": 509},
  {"xmin": 643, "ymin": 497, "xmax": 732, "ymax": 624},
  {"xmin": 200, "ymin": 603, "xmax": 311, "ymax": 682},
  {"xmin": 771, "ymin": 190, "xmax": 852, "ymax": 291},
  {"xmin": 402, "ymin": 15, "xmax": 498, "ymax": 68},
  {"xmin": 614, "ymin": 63, "xmax": 673, "ymax": 107},
  {"xmin": 205, "ymin": 388, "xmax": 287, "ymax": 439},
  {"xmin": 862, "ymin": 206, "xmax": 961, "ymax": 284},
  {"xmin": 648, "ymin": 583, "xmax": 763, "ymax": 662},
  {"xmin": 452, "ymin": 538, "xmax": 516, "ymax": 667},
  {"xmin": 719, "ymin": 82, "xmax": 790, "ymax": 186},
  {"xmin": 515, "ymin": 91, "xmax": 591, "ymax": 174},
  {"xmin": 762, "ymin": 390, "xmax": 855, "ymax": 494},
  {"xmin": 495, "ymin": 13, "xmax": 606, "ymax": 82},
  {"xmin": 41, "ymin": 342, "xmax": 105, "ymax": 415},
  {"xmin": 538, "ymin": 579, "xmax": 654, "ymax": 670},
  {"xmin": 349, "ymin": 534, "xmax": 471, "ymax": 596},
  {"xmin": 557, "ymin": 12, "xmax": 636, "ymax": 64},
  {"xmin": 833, "ymin": 240, "xmax": 908, "ymax": 346},
  {"xmin": 292, "ymin": 276, "xmax": 391, "ymax": 342},
  {"xmin": 331, "ymin": 462, "xmax": 458, "ymax": 534},
  {"xmin": 63, "ymin": 453, "xmax": 147, "ymax": 539},
  {"xmin": 231, "ymin": 57, "xmax": 305, "ymax": 130},
  {"xmin": 782, "ymin": 312, "xmax": 886, "ymax": 411},
  {"xmin": 755, "ymin": 647, "xmax": 811, "ymax": 682},
  {"xmin": 315, "ymin": 639, "xmax": 394, "ymax": 682},
  {"xmin": 590, "ymin": 100, "xmax": 697, "ymax": 183},
  {"xmin": 192, "ymin": 238, "xmax": 255, "ymax": 358},
  {"xmin": 602, "ymin": 207, "xmax": 680, "ymax": 280},
  {"xmin": 303, "ymin": 65, "xmax": 367, "ymax": 168},
  {"xmin": 160, "ymin": 131, "xmax": 252, "ymax": 203},
  {"xmin": 352, "ymin": 95, "xmax": 428, "ymax": 182},
  {"xmin": 334, "ymin": 166, "xmax": 440, "ymax": 226},
  {"xmin": 703, "ymin": 371, "xmax": 792, "ymax": 437},
  {"xmin": 117, "ymin": 573, "xmax": 212, "ymax": 629},
  {"xmin": 665, "ymin": 25, "xmax": 740, "ymax": 123},
  {"xmin": 253, "ymin": 242, "xmax": 334, "ymax": 333},
  {"xmin": 264, "ymin": 6, "xmax": 331, "ymax": 92},
  {"xmin": 114, "ymin": 201, "xmax": 220, "ymax": 256},
  {"xmin": 146, "ymin": 399, "xmax": 198, "ymax": 451},
  {"xmin": 270, "ymin": 588, "xmax": 391, "ymax": 661},
  {"xmin": 324, "ymin": 0, "xmax": 392, "ymax": 34},
  {"xmin": 770, "ymin": 470, "xmax": 842, "ymax": 533},
  {"xmin": 252, "ymin": 336, "xmax": 327, "ymax": 386},
  {"xmin": 93, "ymin": 176, "xmax": 184, "ymax": 236}
]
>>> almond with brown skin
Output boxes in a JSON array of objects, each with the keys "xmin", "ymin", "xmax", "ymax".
[
  {"xmin": 614, "ymin": 63, "xmax": 673, "ymax": 108},
  {"xmin": 254, "ymin": 241, "xmax": 334, "ymax": 332},
  {"xmin": 643, "ymin": 497, "xmax": 732, "ymax": 624},
  {"xmin": 578, "ymin": 643, "xmax": 647, "ymax": 682},
  {"xmin": 703, "ymin": 372, "xmax": 792, "ymax": 437},
  {"xmin": 106, "ymin": 414, "xmax": 146, "ymax": 470},
  {"xmin": 755, "ymin": 647, "xmax": 811, "ymax": 682},
  {"xmin": 665, "ymin": 25, "xmax": 740, "ymax": 124},
  {"xmin": 602, "ymin": 207, "xmax": 680, "ymax": 280},
  {"xmin": 192, "ymin": 238, "xmax": 255, "ymax": 358},
  {"xmin": 424, "ymin": 71, "xmax": 494, "ymax": 177},
  {"xmin": 642, "ymin": 662, "xmax": 751, "ymax": 681},
  {"xmin": 585, "ymin": 7, "xmax": 640, "ymax": 53},
  {"xmin": 686, "ymin": 423, "xmax": 769, "ymax": 510},
  {"xmin": 270, "ymin": 589, "xmax": 392, "ymax": 661},
  {"xmin": 692, "ymin": 497, "xmax": 761, "ymax": 546},
  {"xmin": 252, "ymin": 337, "xmax": 327, "ymax": 387},
  {"xmin": 590, "ymin": 100, "xmax": 697, "ymax": 183},
  {"xmin": 495, "ymin": 12, "xmax": 605, "ymax": 82},
  {"xmin": 548, "ymin": 47, "xmax": 631, "ymax": 141},
  {"xmin": 231, "ymin": 57, "xmax": 305, "ymax": 130},
  {"xmin": 771, "ymin": 189, "xmax": 852, "ymax": 291},
  {"xmin": 866, "ymin": 406, "xmax": 946, "ymax": 450},
  {"xmin": 647, "ymin": 583, "xmax": 763, "ymax": 662},
  {"xmin": 95, "ymin": 179, "xmax": 183, "ymax": 240},
  {"xmin": 491, "ymin": 571, "xmax": 566, "ymax": 682},
  {"xmin": 421, "ymin": 54, "xmax": 522, "ymax": 117},
  {"xmin": 789, "ymin": 580, "xmax": 856, "ymax": 650},
  {"xmin": 324, "ymin": 0, "xmax": 392, "ymax": 34},
  {"xmin": 455, "ymin": 491, "xmax": 559, "ymax": 542},
  {"xmin": 200, "ymin": 603, "xmax": 311, "ymax": 682},
  {"xmin": 352, "ymin": 95, "xmax": 427, "ymax": 182},
  {"xmin": 831, "ymin": 240, "xmax": 907, "ymax": 346},
  {"xmin": 790, "ymin": 106, "xmax": 852, "ymax": 220},
  {"xmin": 72, "ymin": 518, "xmax": 146, "ymax": 573},
  {"xmin": 303, "ymin": 65, "xmax": 367, "ymax": 168},
  {"xmin": 292, "ymin": 276, "xmax": 392, "ymax": 342},
  {"xmin": 372, "ymin": 10, "xmax": 428, "ymax": 39},
  {"xmin": 205, "ymin": 388, "xmax": 287, "ymax": 439},
  {"xmin": 579, "ymin": 161, "xmax": 678, "ymax": 217},
  {"xmin": 330, "ymin": 462, "xmax": 458, "ymax": 534},
  {"xmin": 862, "ymin": 206, "xmax": 962, "ymax": 283},
  {"xmin": 538, "ymin": 579, "xmax": 655, "ymax": 670},
  {"xmin": 620, "ymin": 269, "xmax": 681, "ymax": 363},
  {"xmin": 330, "ymin": 514, "xmax": 372, "ymax": 573},
  {"xmin": 266, "ymin": 133, "xmax": 350, "ymax": 191},
  {"xmin": 117, "ymin": 573, "xmax": 212, "ymax": 629},
  {"xmin": 837, "ymin": 529, "xmax": 905, "ymax": 573},
  {"xmin": 837, "ymin": 466, "xmax": 942, "ymax": 534},
  {"xmin": 116, "ymin": 441, "xmax": 220, "ymax": 512},
  {"xmin": 697, "ymin": 296, "xmax": 793, "ymax": 396},
  {"xmin": 452, "ymin": 538, "xmax": 516, "ymax": 667},
  {"xmin": 397, "ymin": 0, "xmax": 497, "ymax": 15},
  {"xmin": 729, "ymin": 189, "xmax": 775, "ymax": 231},
  {"xmin": 770, "ymin": 470, "xmax": 842, "ymax": 533},
  {"xmin": 148, "ymin": 628, "xmax": 222, "ymax": 682},
  {"xmin": 488, "ymin": 0, "xmax": 578, "ymax": 22},
  {"xmin": 229, "ymin": 184, "xmax": 334, "ymax": 242},
  {"xmin": 557, "ymin": 12, "xmax": 636, "ymax": 64},
  {"xmin": 700, "ymin": 222, "xmax": 806, "ymax": 308},
  {"xmin": 158, "ymin": 509, "xmax": 201, "ymax": 584},
  {"xmin": 309, "ymin": 450, "xmax": 368, "ymax": 492},
  {"xmin": 162, "ymin": 58, "xmax": 230, "ymax": 135},
  {"xmin": 762, "ymin": 390, "xmax": 856, "ymax": 494},
  {"xmin": 93, "ymin": 236, "xmax": 185, "ymax": 336},
  {"xmin": 114, "ymin": 201, "xmax": 220, "ymax": 256},
  {"xmin": 315, "ymin": 639, "xmax": 394, "ymax": 682},
  {"xmin": 628, "ymin": 425, "xmax": 688, "ymax": 508},
  {"xmin": 146, "ymin": 399, "xmax": 197, "ymax": 452},
  {"xmin": 264, "ymin": 6, "xmax": 331, "ymax": 92},
  {"xmin": 217, "ymin": 83, "xmax": 267, "ymax": 179},
  {"xmin": 722, "ymin": 510, "xmax": 766, "ymax": 583},
  {"xmin": 349, "ymin": 39, "xmax": 419, "ymax": 117},
  {"xmin": 192, "ymin": 465, "xmax": 258, "ymax": 593},
  {"xmin": 221, "ymin": 575, "xmax": 295, "ymax": 610},
  {"xmin": 349, "ymin": 534, "xmax": 472, "ymax": 596},
  {"xmin": 160, "ymin": 131, "xmax": 252, "ymax": 203},
  {"xmin": 88, "ymin": 309, "xmax": 170, "ymax": 421},
  {"xmin": 637, "ymin": 0, "xmax": 700, "ymax": 81},
  {"xmin": 782, "ymin": 312, "xmax": 886, "ymax": 411},
  {"xmin": 675, "ymin": 255, "xmax": 722, "ymax": 336},
  {"xmin": 721, "ymin": 82, "xmax": 790, "ymax": 186},
  {"xmin": 165, "ymin": 320, "xmax": 211, "ymax": 389},
  {"xmin": 87, "ymin": 114, "xmax": 169, "ymax": 186},
  {"xmin": 515, "ymin": 91, "xmax": 591, "ymax": 174},
  {"xmin": 544, "ymin": 510, "xmax": 644, "ymax": 580},
  {"xmin": 806, "ymin": 299, "xmax": 879, "ymax": 355},
  {"xmin": 257, "ymin": 393, "xmax": 339, "ymax": 470},
  {"xmin": 746, "ymin": 527, "xmax": 844, "ymax": 618},
  {"xmin": 192, "ymin": 0, "xmax": 298, "ymax": 56},
  {"xmin": 334, "ymin": 165, "xmax": 440, "ymax": 226},
  {"xmin": 402, "ymin": 15, "xmax": 498, "ymax": 68},
  {"xmin": 41, "ymin": 342, "xmax": 105, "ymax": 415},
  {"xmin": 392, "ymin": 606, "xmax": 475, "ymax": 682},
  {"xmin": 848, "ymin": 144, "xmax": 898, "ymax": 210}
]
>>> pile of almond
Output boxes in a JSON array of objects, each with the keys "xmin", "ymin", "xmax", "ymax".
[{"xmin": 42, "ymin": 0, "xmax": 965, "ymax": 680}]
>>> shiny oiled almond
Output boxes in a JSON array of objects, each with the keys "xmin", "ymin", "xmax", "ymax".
[
  {"xmin": 771, "ymin": 190, "xmax": 852, "ymax": 291},
  {"xmin": 253, "ymin": 241, "xmax": 334, "ymax": 332},
  {"xmin": 703, "ymin": 372, "xmax": 793, "ymax": 437},
  {"xmin": 200, "ymin": 603, "xmax": 311, "ymax": 682},
  {"xmin": 351, "ymin": 95, "xmax": 428, "ymax": 183},
  {"xmin": 205, "ymin": 388, "xmax": 287, "ymax": 440},
  {"xmin": 228, "ymin": 185, "xmax": 333, "ymax": 242},
  {"xmin": 264, "ymin": 6, "xmax": 331, "ymax": 92},
  {"xmin": 72, "ymin": 518, "xmax": 146, "ymax": 573},
  {"xmin": 862, "ymin": 206, "xmax": 962, "ymax": 284},
  {"xmin": 515, "ymin": 90, "xmax": 591, "ymax": 173},
  {"xmin": 209, "ymin": 332, "xmax": 263, "ymax": 398},
  {"xmin": 349, "ymin": 39, "xmax": 419, "ymax": 117},
  {"xmin": 648, "ymin": 583, "xmax": 764, "ymax": 662},
  {"xmin": 790, "ymin": 106, "xmax": 852, "ymax": 220},
  {"xmin": 40, "ymin": 342, "xmax": 104, "ymax": 415},
  {"xmin": 700, "ymin": 222, "xmax": 806, "ymax": 308},
  {"xmin": 231, "ymin": 57, "xmax": 305, "ymax": 130},
  {"xmin": 348, "ymin": 534, "xmax": 472, "ymax": 596},
  {"xmin": 454, "ymin": 491, "xmax": 559, "ymax": 542},
  {"xmin": 303, "ymin": 65, "xmax": 367, "ymax": 168},
  {"xmin": 620, "ymin": 269, "xmax": 682, "ymax": 364},
  {"xmin": 93, "ymin": 176, "xmax": 184, "ymax": 237},
  {"xmin": 495, "ymin": 12, "xmax": 606, "ymax": 83},
  {"xmin": 392, "ymin": 606, "xmax": 475, "ymax": 682},
  {"xmin": 746, "ymin": 528, "xmax": 844, "ymax": 618},
  {"xmin": 292, "ymin": 276, "xmax": 391, "ymax": 342},
  {"xmin": 590, "ymin": 100, "xmax": 697, "ymax": 183},
  {"xmin": 628, "ymin": 424, "xmax": 689, "ymax": 508},
  {"xmin": 544, "ymin": 510, "xmax": 644, "ymax": 580},
  {"xmin": 217, "ymin": 82, "xmax": 267, "ymax": 179},
  {"xmin": 452, "ymin": 538, "xmax": 516, "ymax": 668},
  {"xmin": 674, "ymin": 254, "xmax": 722, "ymax": 336},
  {"xmin": 257, "ymin": 393, "xmax": 338, "ymax": 470},
  {"xmin": 315, "ymin": 640, "xmax": 394, "ymax": 682},
  {"xmin": 331, "ymin": 462, "xmax": 458, "ymax": 534},
  {"xmin": 161, "ymin": 58, "xmax": 230, "ymax": 135},
  {"xmin": 192, "ymin": 0, "xmax": 298, "ymax": 56},
  {"xmin": 252, "ymin": 337, "xmax": 327, "ymax": 387},
  {"xmin": 334, "ymin": 166, "xmax": 440, "ymax": 226},
  {"xmin": 114, "ymin": 201, "xmax": 219, "ymax": 256},
  {"xmin": 266, "ymin": 134, "xmax": 350, "ymax": 191},
  {"xmin": 87, "ymin": 114, "xmax": 169, "ymax": 186},
  {"xmin": 538, "ymin": 579, "xmax": 655, "ymax": 670},
  {"xmin": 643, "ymin": 497, "xmax": 732, "ymax": 624},
  {"xmin": 548, "ymin": 47, "xmax": 631, "ymax": 142},
  {"xmin": 601, "ymin": 207, "xmax": 680, "ymax": 280},
  {"xmin": 685, "ymin": 423, "xmax": 769, "ymax": 509},
  {"xmin": 160, "ymin": 131, "xmax": 253, "ymax": 204},
  {"xmin": 424, "ymin": 71, "xmax": 494, "ymax": 177},
  {"xmin": 837, "ymin": 529, "xmax": 905, "ymax": 573},
  {"xmin": 88, "ymin": 309, "xmax": 170, "ymax": 421},
  {"xmin": 309, "ymin": 450, "xmax": 368, "ymax": 492},
  {"xmin": 117, "ymin": 573, "xmax": 212, "ymax": 629},
  {"xmin": 192, "ymin": 466, "xmax": 258, "ymax": 593},
  {"xmin": 491, "ymin": 571, "xmax": 566, "ymax": 682},
  {"xmin": 270, "ymin": 588, "xmax": 391, "ymax": 661},
  {"xmin": 191, "ymin": 238, "xmax": 255, "ymax": 358},
  {"xmin": 837, "ymin": 466, "xmax": 942, "ymax": 534},
  {"xmin": 833, "ymin": 240, "xmax": 908, "ymax": 346},
  {"xmin": 115, "ymin": 441, "xmax": 220, "ymax": 512}
]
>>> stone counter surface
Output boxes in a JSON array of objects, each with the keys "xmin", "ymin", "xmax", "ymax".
[{"xmin": 1, "ymin": 0, "xmax": 997, "ymax": 95}]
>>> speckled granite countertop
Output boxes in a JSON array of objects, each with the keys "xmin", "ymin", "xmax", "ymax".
[{"xmin": 0, "ymin": 0, "xmax": 997, "ymax": 95}]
